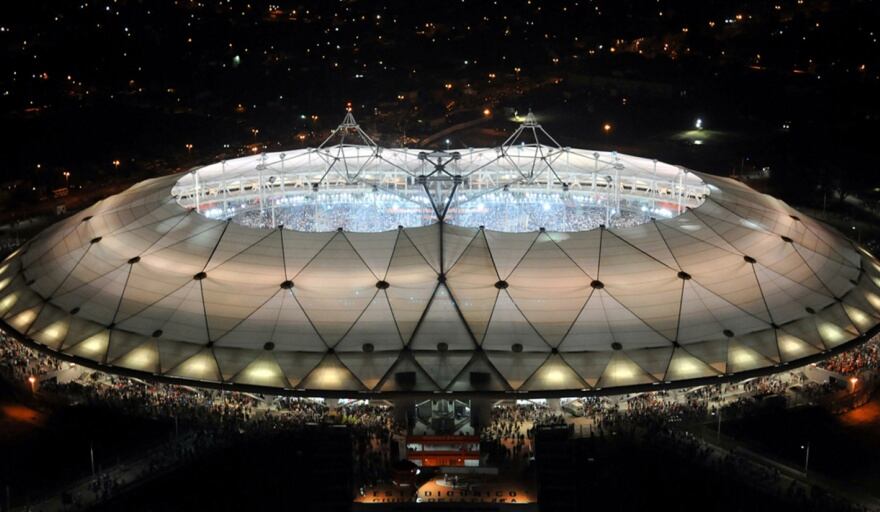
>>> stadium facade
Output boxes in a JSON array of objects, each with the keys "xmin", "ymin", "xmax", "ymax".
[{"xmin": 2, "ymin": 113, "xmax": 880, "ymax": 397}]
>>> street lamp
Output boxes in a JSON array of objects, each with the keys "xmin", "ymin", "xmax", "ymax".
[
  {"xmin": 112, "ymin": 159, "xmax": 121, "ymax": 169},
  {"xmin": 28, "ymin": 375, "xmax": 36, "ymax": 393},
  {"xmin": 801, "ymin": 443, "xmax": 810, "ymax": 475},
  {"xmin": 603, "ymin": 123, "xmax": 612, "ymax": 133},
  {"xmin": 62, "ymin": 170, "xmax": 70, "ymax": 189},
  {"xmin": 695, "ymin": 118, "xmax": 703, "ymax": 130},
  {"xmin": 185, "ymin": 143, "xmax": 193, "ymax": 153}
]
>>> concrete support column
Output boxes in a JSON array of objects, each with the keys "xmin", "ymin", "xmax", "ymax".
[
  {"xmin": 547, "ymin": 398, "xmax": 562, "ymax": 413},
  {"xmin": 391, "ymin": 399, "xmax": 415, "ymax": 434},
  {"xmin": 469, "ymin": 398, "xmax": 493, "ymax": 434}
]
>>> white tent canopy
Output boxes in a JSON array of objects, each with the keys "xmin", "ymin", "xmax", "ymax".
[{"xmin": 2, "ymin": 126, "xmax": 878, "ymax": 396}]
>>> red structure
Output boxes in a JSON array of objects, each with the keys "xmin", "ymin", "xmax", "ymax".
[{"xmin": 405, "ymin": 436, "xmax": 481, "ymax": 467}]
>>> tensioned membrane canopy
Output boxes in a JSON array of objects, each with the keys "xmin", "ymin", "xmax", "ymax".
[{"xmin": 2, "ymin": 122, "xmax": 880, "ymax": 396}]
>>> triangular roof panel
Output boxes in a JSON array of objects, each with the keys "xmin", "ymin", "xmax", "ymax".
[
  {"xmin": 231, "ymin": 353, "xmax": 288, "ymax": 388},
  {"xmin": 442, "ymin": 224, "xmax": 478, "ymax": 273},
  {"xmin": 484, "ymin": 351, "xmax": 549, "ymax": 390},
  {"xmin": 106, "ymin": 329, "xmax": 151, "ymax": 363},
  {"xmin": 412, "ymin": 351, "xmax": 473, "ymax": 390},
  {"xmin": 447, "ymin": 352, "xmax": 510, "ymax": 392},
  {"xmin": 408, "ymin": 285, "xmax": 474, "ymax": 350},
  {"xmin": 562, "ymin": 289, "xmax": 671, "ymax": 351},
  {"xmin": 611, "ymin": 222, "xmax": 679, "ymax": 270},
  {"xmin": 376, "ymin": 352, "xmax": 438, "ymax": 392},
  {"xmin": 446, "ymin": 231, "xmax": 500, "ymax": 342},
  {"xmin": 732, "ymin": 329, "xmax": 780, "ymax": 364},
  {"xmin": 547, "ymin": 229, "xmax": 602, "ymax": 279},
  {"xmin": 294, "ymin": 234, "xmax": 378, "ymax": 345},
  {"xmin": 665, "ymin": 347, "xmax": 719, "ymax": 381},
  {"xmin": 683, "ymin": 339, "xmax": 729, "ymax": 374},
  {"xmin": 334, "ymin": 291, "xmax": 403, "ymax": 351},
  {"xmin": 484, "ymin": 230, "xmax": 539, "ymax": 279},
  {"xmin": 344, "ymin": 230, "xmax": 400, "ymax": 279},
  {"xmin": 25, "ymin": 304, "xmax": 70, "ymax": 347},
  {"xmin": 521, "ymin": 354, "xmax": 586, "ymax": 391},
  {"xmin": 112, "ymin": 339, "xmax": 160, "ymax": 373},
  {"xmin": 627, "ymin": 347, "xmax": 674, "ymax": 381},
  {"xmin": 599, "ymin": 231, "xmax": 684, "ymax": 340},
  {"xmin": 560, "ymin": 351, "xmax": 615, "ymax": 387},
  {"xmin": 482, "ymin": 291, "xmax": 549, "ymax": 352},
  {"xmin": 214, "ymin": 289, "xmax": 326, "ymax": 351},
  {"xmin": 596, "ymin": 351, "xmax": 656, "ymax": 388},
  {"xmin": 166, "ymin": 348, "xmax": 222, "ymax": 382},
  {"xmin": 155, "ymin": 338, "xmax": 203, "ymax": 373},
  {"xmin": 815, "ymin": 304, "xmax": 859, "ymax": 348},
  {"xmin": 776, "ymin": 331, "xmax": 821, "ymax": 363},
  {"xmin": 274, "ymin": 351, "xmax": 325, "ymax": 388},
  {"xmin": 384, "ymin": 231, "xmax": 438, "ymax": 343},
  {"xmin": 727, "ymin": 339, "xmax": 773, "ymax": 373},
  {"xmin": 677, "ymin": 280, "xmax": 769, "ymax": 343},
  {"xmin": 508, "ymin": 232, "xmax": 591, "ymax": 345},
  {"xmin": 752, "ymin": 263, "xmax": 834, "ymax": 325},
  {"xmin": 402, "ymin": 223, "xmax": 442, "ymax": 273},
  {"xmin": 298, "ymin": 352, "xmax": 366, "ymax": 391},
  {"xmin": 64, "ymin": 329, "xmax": 110, "ymax": 362},
  {"xmin": 337, "ymin": 351, "xmax": 400, "ymax": 390}
]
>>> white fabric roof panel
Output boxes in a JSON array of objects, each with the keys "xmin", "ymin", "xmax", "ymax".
[{"xmin": 1, "ymin": 150, "xmax": 877, "ymax": 396}]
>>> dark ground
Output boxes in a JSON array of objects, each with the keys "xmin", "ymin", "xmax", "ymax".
[
  {"xmin": 724, "ymin": 395, "xmax": 880, "ymax": 500},
  {"xmin": 0, "ymin": 379, "xmax": 174, "ymax": 508}
]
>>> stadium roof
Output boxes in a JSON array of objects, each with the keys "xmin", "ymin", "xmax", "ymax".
[{"xmin": 2, "ymin": 115, "xmax": 880, "ymax": 397}]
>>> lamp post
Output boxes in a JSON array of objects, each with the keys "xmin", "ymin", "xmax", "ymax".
[
  {"xmin": 801, "ymin": 443, "xmax": 810, "ymax": 475},
  {"xmin": 27, "ymin": 375, "xmax": 36, "ymax": 394},
  {"xmin": 62, "ymin": 170, "xmax": 70, "ymax": 189}
]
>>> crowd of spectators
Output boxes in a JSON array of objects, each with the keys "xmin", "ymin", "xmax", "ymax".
[
  {"xmin": 2, "ymin": 331, "xmax": 880, "ymax": 509},
  {"xmin": 1, "ymin": 334, "xmax": 410, "ymax": 508},
  {"xmin": 3, "ymin": 333, "xmax": 879, "ymax": 442},
  {"xmin": 229, "ymin": 194, "xmax": 431, "ymax": 233},
  {"xmin": 818, "ymin": 339, "xmax": 880, "ymax": 376},
  {"xmin": 218, "ymin": 190, "xmax": 655, "ymax": 234}
]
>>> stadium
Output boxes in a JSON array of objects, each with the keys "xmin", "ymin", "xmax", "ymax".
[{"xmin": 2, "ymin": 112, "xmax": 879, "ymax": 398}]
